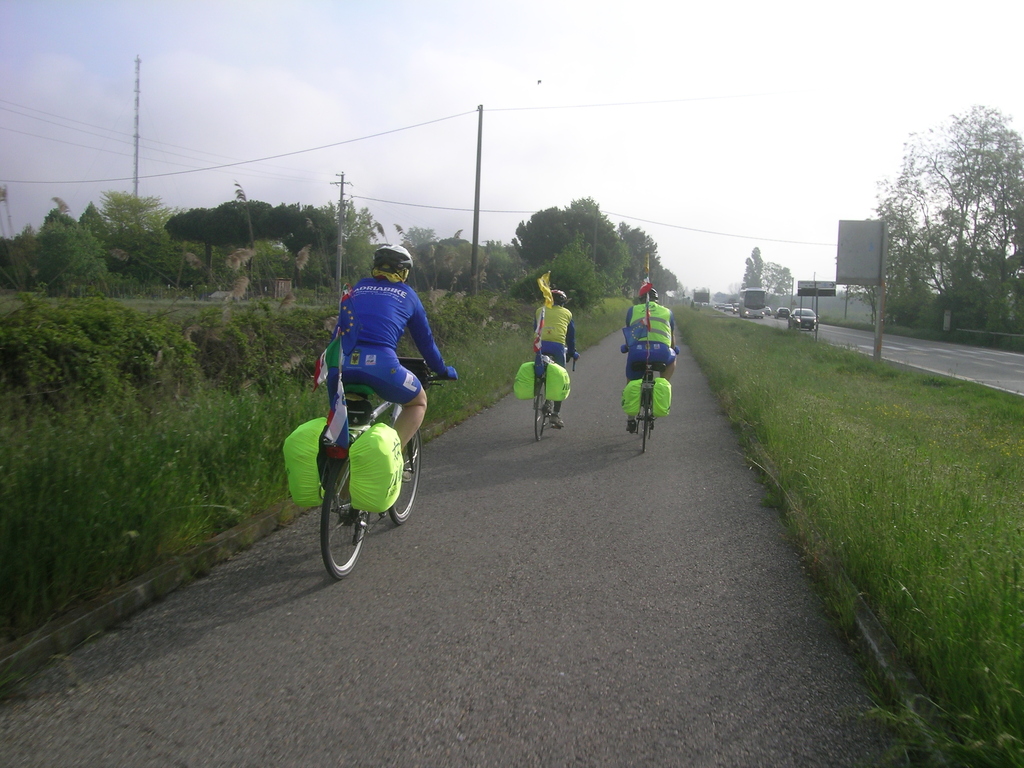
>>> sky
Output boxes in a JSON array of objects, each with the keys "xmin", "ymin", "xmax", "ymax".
[{"xmin": 2, "ymin": 0, "xmax": 1023, "ymax": 295}]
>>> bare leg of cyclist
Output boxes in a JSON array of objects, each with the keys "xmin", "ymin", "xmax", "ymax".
[
  {"xmin": 661, "ymin": 360, "xmax": 677, "ymax": 381},
  {"xmin": 394, "ymin": 388, "xmax": 427, "ymax": 447}
]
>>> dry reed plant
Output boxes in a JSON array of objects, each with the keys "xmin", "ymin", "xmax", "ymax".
[
  {"xmin": 227, "ymin": 248, "xmax": 254, "ymax": 271},
  {"xmin": 110, "ymin": 248, "xmax": 129, "ymax": 262},
  {"xmin": 229, "ymin": 275, "xmax": 249, "ymax": 300},
  {"xmin": 296, "ymin": 245, "xmax": 310, "ymax": 271},
  {"xmin": 279, "ymin": 292, "xmax": 296, "ymax": 310}
]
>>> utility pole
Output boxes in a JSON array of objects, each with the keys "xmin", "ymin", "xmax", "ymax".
[
  {"xmin": 470, "ymin": 105, "xmax": 483, "ymax": 295},
  {"xmin": 332, "ymin": 173, "xmax": 347, "ymax": 298},
  {"xmin": 133, "ymin": 55, "xmax": 141, "ymax": 197}
]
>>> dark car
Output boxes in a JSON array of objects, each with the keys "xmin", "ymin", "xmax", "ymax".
[
  {"xmin": 788, "ymin": 308, "xmax": 818, "ymax": 330},
  {"xmin": 775, "ymin": 306, "xmax": 791, "ymax": 319}
]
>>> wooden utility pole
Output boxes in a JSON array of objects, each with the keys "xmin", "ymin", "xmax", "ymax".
[
  {"xmin": 332, "ymin": 172, "xmax": 346, "ymax": 298},
  {"xmin": 470, "ymin": 105, "xmax": 483, "ymax": 295}
]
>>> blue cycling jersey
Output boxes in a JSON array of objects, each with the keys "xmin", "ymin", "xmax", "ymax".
[{"xmin": 343, "ymin": 277, "xmax": 445, "ymax": 374}]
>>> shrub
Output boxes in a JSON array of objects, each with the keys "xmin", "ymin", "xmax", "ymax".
[{"xmin": 0, "ymin": 294, "xmax": 199, "ymax": 408}]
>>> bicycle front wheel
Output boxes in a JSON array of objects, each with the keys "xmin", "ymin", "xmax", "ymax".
[
  {"xmin": 320, "ymin": 458, "xmax": 364, "ymax": 579},
  {"xmin": 389, "ymin": 430, "xmax": 421, "ymax": 525},
  {"xmin": 533, "ymin": 380, "xmax": 547, "ymax": 441}
]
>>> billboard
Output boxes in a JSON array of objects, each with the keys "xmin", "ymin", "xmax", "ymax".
[{"xmin": 837, "ymin": 220, "xmax": 886, "ymax": 286}]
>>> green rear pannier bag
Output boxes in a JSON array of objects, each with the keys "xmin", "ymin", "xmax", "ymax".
[
  {"xmin": 514, "ymin": 361, "xmax": 535, "ymax": 400},
  {"xmin": 283, "ymin": 417, "xmax": 328, "ymax": 507},
  {"xmin": 545, "ymin": 362, "xmax": 571, "ymax": 401},
  {"xmin": 621, "ymin": 379, "xmax": 641, "ymax": 415},
  {"xmin": 653, "ymin": 377, "xmax": 672, "ymax": 417},
  {"xmin": 349, "ymin": 422, "xmax": 403, "ymax": 513}
]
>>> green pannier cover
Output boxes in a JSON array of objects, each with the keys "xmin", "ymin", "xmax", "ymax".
[
  {"xmin": 653, "ymin": 377, "xmax": 672, "ymax": 417},
  {"xmin": 349, "ymin": 422, "xmax": 403, "ymax": 513},
  {"xmin": 514, "ymin": 361, "xmax": 535, "ymax": 400},
  {"xmin": 545, "ymin": 362, "xmax": 571, "ymax": 401},
  {"xmin": 283, "ymin": 417, "xmax": 328, "ymax": 507},
  {"xmin": 621, "ymin": 379, "xmax": 641, "ymax": 415}
]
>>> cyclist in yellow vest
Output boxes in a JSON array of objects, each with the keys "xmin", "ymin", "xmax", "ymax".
[
  {"xmin": 534, "ymin": 289, "xmax": 578, "ymax": 429},
  {"xmin": 621, "ymin": 286, "xmax": 677, "ymax": 431}
]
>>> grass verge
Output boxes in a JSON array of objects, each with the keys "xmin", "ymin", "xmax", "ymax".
[{"xmin": 677, "ymin": 307, "xmax": 1024, "ymax": 767}]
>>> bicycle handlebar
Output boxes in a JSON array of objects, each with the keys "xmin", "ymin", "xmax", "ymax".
[{"xmin": 397, "ymin": 357, "xmax": 454, "ymax": 386}]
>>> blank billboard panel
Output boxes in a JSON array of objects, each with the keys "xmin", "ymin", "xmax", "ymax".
[{"xmin": 837, "ymin": 220, "xmax": 885, "ymax": 285}]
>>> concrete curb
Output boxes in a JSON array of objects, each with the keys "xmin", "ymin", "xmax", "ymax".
[{"xmin": 0, "ymin": 499, "xmax": 305, "ymax": 686}]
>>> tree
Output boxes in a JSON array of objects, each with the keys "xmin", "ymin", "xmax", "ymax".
[
  {"xmin": 0, "ymin": 225, "xmax": 38, "ymax": 290},
  {"xmin": 36, "ymin": 209, "xmax": 108, "ymax": 292},
  {"xmin": 742, "ymin": 247, "xmax": 763, "ymax": 288},
  {"xmin": 760, "ymin": 261, "xmax": 793, "ymax": 296},
  {"xmin": 512, "ymin": 234, "xmax": 603, "ymax": 309},
  {"xmin": 878, "ymin": 106, "xmax": 1024, "ymax": 331},
  {"xmin": 89, "ymin": 192, "xmax": 178, "ymax": 285},
  {"xmin": 513, "ymin": 207, "xmax": 571, "ymax": 269}
]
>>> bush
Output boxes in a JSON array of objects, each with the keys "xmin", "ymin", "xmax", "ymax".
[
  {"xmin": 509, "ymin": 237, "xmax": 604, "ymax": 310},
  {"xmin": 186, "ymin": 302, "xmax": 334, "ymax": 393},
  {"xmin": 0, "ymin": 294, "xmax": 199, "ymax": 408}
]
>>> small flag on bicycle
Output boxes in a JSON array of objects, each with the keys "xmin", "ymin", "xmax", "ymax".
[
  {"xmin": 314, "ymin": 284, "xmax": 354, "ymax": 447},
  {"xmin": 537, "ymin": 271, "xmax": 553, "ymax": 308},
  {"xmin": 321, "ymin": 333, "xmax": 349, "ymax": 447}
]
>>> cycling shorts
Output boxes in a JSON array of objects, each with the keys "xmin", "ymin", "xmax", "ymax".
[
  {"xmin": 535, "ymin": 340, "xmax": 567, "ymax": 377},
  {"xmin": 625, "ymin": 342, "xmax": 676, "ymax": 381},
  {"xmin": 342, "ymin": 345, "xmax": 422, "ymax": 404}
]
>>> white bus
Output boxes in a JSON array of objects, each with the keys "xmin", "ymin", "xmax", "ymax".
[{"xmin": 739, "ymin": 287, "xmax": 767, "ymax": 318}]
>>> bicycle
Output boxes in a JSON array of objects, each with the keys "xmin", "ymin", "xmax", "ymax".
[
  {"xmin": 319, "ymin": 357, "xmax": 449, "ymax": 579},
  {"xmin": 531, "ymin": 353, "xmax": 576, "ymax": 441},
  {"xmin": 533, "ymin": 354, "xmax": 554, "ymax": 441},
  {"xmin": 629, "ymin": 358, "xmax": 666, "ymax": 453}
]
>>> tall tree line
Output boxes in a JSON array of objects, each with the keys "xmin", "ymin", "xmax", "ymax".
[{"xmin": 875, "ymin": 106, "xmax": 1024, "ymax": 332}]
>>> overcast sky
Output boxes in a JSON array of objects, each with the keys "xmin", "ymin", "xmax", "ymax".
[{"xmin": 2, "ymin": 0, "xmax": 1023, "ymax": 295}]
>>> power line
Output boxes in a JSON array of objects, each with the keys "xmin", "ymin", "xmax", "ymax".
[
  {"xmin": 351, "ymin": 194, "xmax": 835, "ymax": 247},
  {"xmin": 604, "ymin": 211, "xmax": 837, "ymax": 247},
  {"xmin": 0, "ymin": 109, "xmax": 478, "ymax": 185},
  {"xmin": 488, "ymin": 90, "xmax": 803, "ymax": 113}
]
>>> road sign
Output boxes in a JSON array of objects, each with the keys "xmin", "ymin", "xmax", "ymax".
[{"xmin": 797, "ymin": 280, "xmax": 836, "ymax": 297}]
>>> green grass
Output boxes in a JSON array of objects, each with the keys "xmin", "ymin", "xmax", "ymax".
[
  {"xmin": 0, "ymin": 386, "xmax": 321, "ymax": 637},
  {"xmin": 0, "ymin": 296, "xmax": 628, "ymax": 643},
  {"xmin": 677, "ymin": 308, "xmax": 1024, "ymax": 766}
]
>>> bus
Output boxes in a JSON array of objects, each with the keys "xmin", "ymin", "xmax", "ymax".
[{"xmin": 738, "ymin": 287, "xmax": 767, "ymax": 318}]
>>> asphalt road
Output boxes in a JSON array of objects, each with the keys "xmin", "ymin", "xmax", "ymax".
[
  {"xmin": 0, "ymin": 332, "xmax": 895, "ymax": 767},
  {"xmin": 759, "ymin": 311, "xmax": 1024, "ymax": 395}
]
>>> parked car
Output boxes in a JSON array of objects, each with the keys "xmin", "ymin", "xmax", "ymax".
[
  {"xmin": 788, "ymin": 308, "xmax": 818, "ymax": 331},
  {"xmin": 775, "ymin": 307, "xmax": 791, "ymax": 319}
]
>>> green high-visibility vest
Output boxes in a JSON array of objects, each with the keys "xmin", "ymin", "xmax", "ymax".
[{"xmin": 627, "ymin": 302, "xmax": 672, "ymax": 345}]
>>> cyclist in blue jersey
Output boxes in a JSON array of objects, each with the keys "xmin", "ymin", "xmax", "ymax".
[
  {"xmin": 339, "ymin": 245, "xmax": 457, "ymax": 447},
  {"xmin": 535, "ymin": 288, "xmax": 578, "ymax": 428}
]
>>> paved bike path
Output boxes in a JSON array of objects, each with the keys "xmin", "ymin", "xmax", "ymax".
[{"xmin": 0, "ymin": 332, "xmax": 894, "ymax": 766}]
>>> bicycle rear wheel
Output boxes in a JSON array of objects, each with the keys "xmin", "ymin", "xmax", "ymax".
[
  {"xmin": 389, "ymin": 430, "xmax": 421, "ymax": 525},
  {"xmin": 640, "ymin": 388, "xmax": 653, "ymax": 453},
  {"xmin": 320, "ymin": 458, "xmax": 364, "ymax": 579},
  {"xmin": 533, "ymin": 379, "xmax": 546, "ymax": 441}
]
